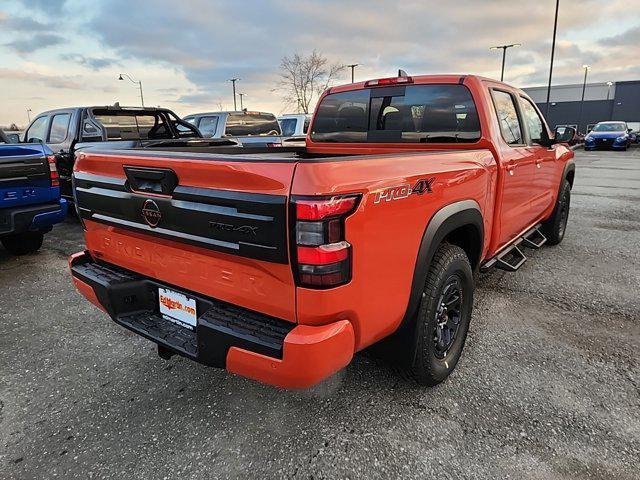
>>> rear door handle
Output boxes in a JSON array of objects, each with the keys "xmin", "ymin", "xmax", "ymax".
[
  {"xmin": 535, "ymin": 159, "xmax": 543, "ymax": 168},
  {"xmin": 506, "ymin": 162, "xmax": 517, "ymax": 175}
]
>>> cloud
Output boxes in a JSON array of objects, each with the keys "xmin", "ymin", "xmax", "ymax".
[
  {"xmin": 599, "ymin": 26, "xmax": 640, "ymax": 47},
  {"xmin": 60, "ymin": 53, "xmax": 119, "ymax": 70},
  {"xmin": 0, "ymin": 15, "xmax": 49, "ymax": 31},
  {"xmin": 4, "ymin": 33, "xmax": 65, "ymax": 54},
  {"xmin": 16, "ymin": 0, "xmax": 67, "ymax": 14},
  {"xmin": 0, "ymin": 0, "xmax": 638, "ymax": 124},
  {"xmin": 0, "ymin": 67, "xmax": 83, "ymax": 89},
  {"xmin": 85, "ymin": 0, "xmax": 640, "ymax": 100}
]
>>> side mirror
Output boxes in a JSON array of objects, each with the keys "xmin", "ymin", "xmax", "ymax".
[
  {"xmin": 628, "ymin": 128, "xmax": 633, "ymax": 133},
  {"xmin": 554, "ymin": 125, "xmax": 575, "ymax": 144}
]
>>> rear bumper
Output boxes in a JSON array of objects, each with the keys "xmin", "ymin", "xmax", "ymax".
[
  {"xmin": 0, "ymin": 199, "xmax": 67, "ymax": 236},
  {"xmin": 69, "ymin": 251, "xmax": 354, "ymax": 389}
]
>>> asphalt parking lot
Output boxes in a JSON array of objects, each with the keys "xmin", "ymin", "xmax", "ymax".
[{"xmin": 1, "ymin": 148, "xmax": 639, "ymax": 479}]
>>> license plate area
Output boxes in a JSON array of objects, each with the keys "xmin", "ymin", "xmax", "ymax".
[{"xmin": 158, "ymin": 287, "xmax": 197, "ymax": 330}]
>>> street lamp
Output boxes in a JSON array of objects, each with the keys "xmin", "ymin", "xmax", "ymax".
[
  {"xmin": 228, "ymin": 78, "xmax": 240, "ymax": 111},
  {"xmin": 26, "ymin": 108, "xmax": 32, "ymax": 123},
  {"xmin": 578, "ymin": 64, "xmax": 591, "ymax": 133},
  {"xmin": 489, "ymin": 44, "xmax": 521, "ymax": 81},
  {"xmin": 606, "ymin": 81, "xmax": 613, "ymax": 100},
  {"xmin": 346, "ymin": 63, "xmax": 360, "ymax": 83},
  {"xmin": 118, "ymin": 73, "xmax": 145, "ymax": 107},
  {"xmin": 545, "ymin": 0, "xmax": 560, "ymax": 118},
  {"xmin": 238, "ymin": 93, "xmax": 246, "ymax": 110}
]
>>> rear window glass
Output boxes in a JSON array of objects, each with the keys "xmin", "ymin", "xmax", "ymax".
[
  {"xmin": 310, "ymin": 84, "xmax": 481, "ymax": 143},
  {"xmin": 279, "ymin": 118, "xmax": 297, "ymax": 137},
  {"xmin": 93, "ymin": 112, "xmax": 171, "ymax": 140},
  {"xmin": 311, "ymin": 89, "xmax": 369, "ymax": 142},
  {"xmin": 225, "ymin": 113, "xmax": 281, "ymax": 136}
]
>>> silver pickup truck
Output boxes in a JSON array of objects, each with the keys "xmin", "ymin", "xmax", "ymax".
[{"xmin": 183, "ymin": 110, "xmax": 282, "ymax": 147}]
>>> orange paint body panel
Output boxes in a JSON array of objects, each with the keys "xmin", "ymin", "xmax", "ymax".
[
  {"xmin": 227, "ymin": 320, "xmax": 355, "ymax": 389},
  {"xmin": 292, "ymin": 150, "xmax": 497, "ymax": 349},
  {"xmin": 69, "ymin": 252, "xmax": 107, "ymax": 313},
  {"xmin": 82, "ymin": 219, "xmax": 297, "ymax": 321}
]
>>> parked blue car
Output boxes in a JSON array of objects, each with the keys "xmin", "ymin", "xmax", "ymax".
[
  {"xmin": 584, "ymin": 121, "xmax": 633, "ymax": 151},
  {"xmin": 0, "ymin": 131, "xmax": 67, "ymax": 255}
]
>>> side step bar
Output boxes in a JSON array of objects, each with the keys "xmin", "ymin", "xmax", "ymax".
[
  {"xmin": 481, "ymin": 224, "xmax": 547, "ymax": 272},
  {"xmin": 521, "ymin": 226, "xmax": 547, "ymax": 249}
]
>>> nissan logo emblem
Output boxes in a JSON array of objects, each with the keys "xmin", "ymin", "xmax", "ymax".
[{"xmin": 141, "ymin": 199, "xmax": 162, "ymax": 228}]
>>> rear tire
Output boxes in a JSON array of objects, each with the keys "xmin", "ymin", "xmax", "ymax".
[
  {"xmin": 542, "ymin": 179, "xmax": 571, "ymax": 246},
  {"xmin": 1, "ymin": 231, "xmax": 44, "ymax": 255},
  {"xmin": 405, "ymin": 244, "xmax": 474, "ymax": 386}
]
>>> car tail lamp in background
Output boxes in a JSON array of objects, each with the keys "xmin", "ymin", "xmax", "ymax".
[
  {"xmin": 364, "ymin": 76, "xmax": 413, "ymax": 87},
  {"xmin": 291, "ymin": 195, "xmax": 360, "ymax": 288},
  {"xmin": 47, "ymin": 155, "xmax": 59, "ymax": 186}
]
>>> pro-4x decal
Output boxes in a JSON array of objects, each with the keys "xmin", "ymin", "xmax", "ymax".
[{"xmin": 374, "ymin": 177, "xmax": 435, "ymax": 204}]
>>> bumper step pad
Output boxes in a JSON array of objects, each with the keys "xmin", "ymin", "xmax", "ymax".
[
  {"xmin": 70, "ymin": 252, "xmax": 295, "ymax": 367},
  {"xmin": 120, "ymin": 311, "xmax": 198, "ymax": 357}
]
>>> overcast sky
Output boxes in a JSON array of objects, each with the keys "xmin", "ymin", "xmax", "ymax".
[{"xmin": 1, "ymin": 0, "xmax": 639, "ymax": 126}]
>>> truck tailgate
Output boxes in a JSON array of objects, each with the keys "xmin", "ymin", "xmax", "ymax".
[
  {"xmin": 0, "ymin": 145, "xmax": 55, "ymax": 209},
  {"xmin": 73, "ymin": 150, "xmax": 297, "ymax": 322}
]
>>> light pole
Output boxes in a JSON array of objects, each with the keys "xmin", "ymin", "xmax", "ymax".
[
  {"xmin": 228, "ymin": 78, "xmax": 240, "ymax": 110},
  {"xmin": 118, "ymin": 73, "xmax": 144, "ymax": 107},
  {"xmin": 578, "ymin": 64, "xmax": 591, "ymax": 133},
  {"xmin": 545, "ymin": 0, "xmax": 560, "ymax": 118},
  {"xmin": 606, "ymin": 81, "xmax": 613, "ymax": 100},
  {"xmin": 26, "ymin": 108, "xmax": 32, "ymax": 123},
  {"xmin": 238, "ymin": 93, "xmax": 246, "ymax": 110},
  {"xmin": 489, "ymin": 44, "xmax": 521, "ymax": 81},
  {"xmin": 346, "ymin": 63, "xmax": 360, "ymax": 83}
]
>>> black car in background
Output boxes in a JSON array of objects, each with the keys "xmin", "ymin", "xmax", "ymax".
[{"xmin": 22, "ymin": 105, "xmax": 203, "ymax": 199}]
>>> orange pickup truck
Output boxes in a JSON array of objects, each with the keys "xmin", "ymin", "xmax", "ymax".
[{"xmin": 69, "ymin": 74, "xmax": 576, "ymax": 389}]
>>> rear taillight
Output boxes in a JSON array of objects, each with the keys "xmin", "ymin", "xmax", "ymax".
[
  {"xmin": 291, "ymin": 195, "xmax": 359, "ymax": 288},
  {"xmin": 47, "ymin": 155, "xmax": 59, "ymax": 187}
]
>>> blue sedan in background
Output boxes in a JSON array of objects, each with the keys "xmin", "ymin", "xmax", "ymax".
[{"xmin": 584, "ymin": 121, "xmax": 633, "ymax": 151}]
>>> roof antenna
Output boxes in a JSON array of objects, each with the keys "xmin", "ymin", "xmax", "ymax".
[{"xmin": 398, "ymin": 69, "xmax": 408, "ymax": 78}]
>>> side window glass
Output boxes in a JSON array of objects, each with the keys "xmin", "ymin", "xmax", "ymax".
[
  {"xmin": 198, "ymin": 116, "xmax": 219, "ymax": 136},
  {"xmin": 520, "ymin": 98, "xmax": 545, "ymax": 145},
  {"xmin": 49, "ymin": 113, "xmax": 71, "ymax": 143},
  {"xmin": 492, "ymin": 90, "xmax": 523, "ymax": 145},
  {"xmin": 26, "ymin": 116, "xmax": 48, "ymax": 143},
  {"xmin": 82, "ymin": 120, "xmax": 102, "ymax": 139}
]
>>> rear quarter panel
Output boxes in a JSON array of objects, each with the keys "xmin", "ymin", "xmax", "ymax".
[{"xmin": 293, "ymin": 150, "xmax": 497, "ymax": 350}]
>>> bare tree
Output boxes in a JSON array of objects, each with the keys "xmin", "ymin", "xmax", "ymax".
[{"xmin": 278, "ymin": 51, "xmax": 345, "ymax": 114}]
